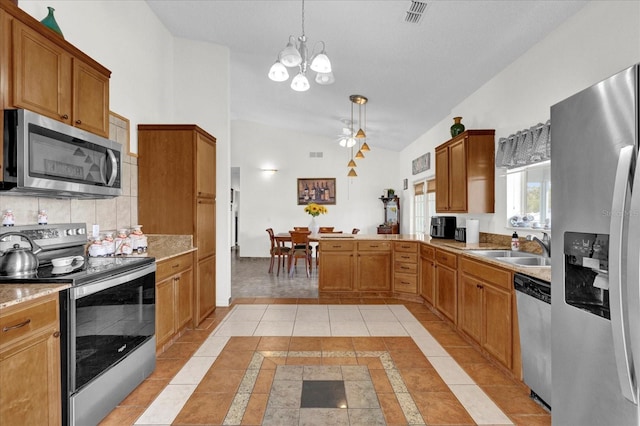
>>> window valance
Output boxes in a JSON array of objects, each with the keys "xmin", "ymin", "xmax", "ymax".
[{"xmin": 496, "ymin": 120, "xmax": 550, "ymax": 168}]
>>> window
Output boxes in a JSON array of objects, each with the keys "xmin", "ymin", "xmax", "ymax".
[
  {"xmin": 413, "ymin": 180, "xmax": 436, "ymax": 234},
  {"xmin": 414, "ymin": 182, "xmax": 426, "ymax": 233},
  {"xmin": 506, "ymin": 161, "xmax": 551, "ymax": 229}
]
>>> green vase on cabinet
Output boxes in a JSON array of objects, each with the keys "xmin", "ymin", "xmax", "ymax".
[
  {"xmin": 450, "ymin": 116, "xmax": 465, "ymax": 137},
  {"xmin": 40, "ymin": 6, "xmax": 64, "ymax": 38}
]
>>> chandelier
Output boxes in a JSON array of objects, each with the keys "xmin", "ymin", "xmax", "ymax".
[
  {"xmin": 346, "ymin": 95, "xmax": 371, "ymax": 177},
  {"xmin": 268, "ymin": 0, "xmax": 334, "ymax": 92}
]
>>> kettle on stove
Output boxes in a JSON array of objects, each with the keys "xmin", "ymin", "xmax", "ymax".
[{"xmin": 0, "ymin": 232, "xmax": 42, "ymax": 277}]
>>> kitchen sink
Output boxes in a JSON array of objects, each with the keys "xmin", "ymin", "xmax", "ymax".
[
  {"xmin": 495, "ymin": 256, "xmax": 552, "ymax": 267},
  {"xmin": 469, "ymin": 250, "xmax": 538, "ymax": 258},
  {"xmin": 468, "ymin": 250, "xmax": 551, "ymax": 267}
]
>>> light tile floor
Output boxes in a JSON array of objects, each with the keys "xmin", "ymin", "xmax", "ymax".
[{"xmin": 100, "ymin": 255, "xmax": 550, "ymax": 425}]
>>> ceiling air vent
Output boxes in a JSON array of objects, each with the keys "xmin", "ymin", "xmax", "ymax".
[
  {"xmin": 309, "ymin": 152, "xmax": 323, "ymax": 158},
  {"xmin": 404, "ymin": 1, "xmax": 428, "ymax": 24}
]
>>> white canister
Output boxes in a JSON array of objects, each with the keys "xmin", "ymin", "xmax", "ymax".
[{"xmin": 88, "ymin": 238, "xmax": 107, "ymax": 257}]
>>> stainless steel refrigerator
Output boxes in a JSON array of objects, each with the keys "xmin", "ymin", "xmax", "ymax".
[{"xmin": 551, "ymin": 63, "xmax": 640, "ymax": 425}]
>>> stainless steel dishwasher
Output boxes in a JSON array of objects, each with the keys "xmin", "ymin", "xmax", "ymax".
[{"xmin": 514, "ymin": 273, "xmax": 551, "ymax": 409}]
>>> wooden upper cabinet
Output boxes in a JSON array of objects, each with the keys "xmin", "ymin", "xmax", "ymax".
[
  {"xmin": 435, "ymin": 130, "xmax": 495, "ymax": 213},
  {"xmin": 72, "ymin": 58, "xmax": 109, "ymax": 136},
  {"xmin": 12, "ymin": 19, "xmax": 71, "ymax": 121},
  {"xmin": 196, "ymin": 132, "xmax": 216, "ymax": 198},
  {"xmin": 1, "ymin": 2, "xmax": 110, "ymax": 137}
]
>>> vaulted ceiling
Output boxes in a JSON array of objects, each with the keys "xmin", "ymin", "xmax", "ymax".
[{"xmin": 147, "ymin": 0, "xmax": 587, "ymax": 151}]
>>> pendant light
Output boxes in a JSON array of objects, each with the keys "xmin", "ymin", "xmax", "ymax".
[{"xmin": 350, "ymin": 95, "xmax": 368, "ymax": 159}]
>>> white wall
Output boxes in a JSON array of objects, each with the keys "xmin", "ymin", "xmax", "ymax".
[
  {"xmin": 231, "ymin": 120, "xmax": 399, "ymax": 258},
  {"xmin": 18, "ymin": 1, "xmax": 233, "ymax": 306},
  {"xmin": 398, "ymin": 0, "xmax": 640, "ymax": 236}
]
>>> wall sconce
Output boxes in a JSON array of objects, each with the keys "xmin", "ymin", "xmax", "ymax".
[{"xmin": 261, "ymin": 168, "xmax": 278, "ymax": 176}]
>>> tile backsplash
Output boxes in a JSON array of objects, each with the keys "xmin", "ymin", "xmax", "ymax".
[{"xmin": 0, "ymin": 114, "xmax": 139, "ymax": 232}]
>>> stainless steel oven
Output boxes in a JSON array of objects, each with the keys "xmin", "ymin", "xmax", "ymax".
[
  {"xmin": 63, "ymin": 262, "xmax": 156, "ymax": 426},
  {"xmin": 0, "ymin": 224, "xmax": 156, "ymax": 426}
]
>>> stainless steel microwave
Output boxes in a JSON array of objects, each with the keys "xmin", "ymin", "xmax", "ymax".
[{"xmin": 2, "ymin": 109, "xmax": 122, "ymax": 199}]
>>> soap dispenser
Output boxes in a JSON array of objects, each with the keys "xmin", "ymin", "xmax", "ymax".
[{"xmin": 511, "ymin": 231, "xmax": 520, "ymax": 251}]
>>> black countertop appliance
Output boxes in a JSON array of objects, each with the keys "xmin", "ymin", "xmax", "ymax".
[{"xmin": 430, "ymin": 216, "xmax": 456, "ymax": 239}]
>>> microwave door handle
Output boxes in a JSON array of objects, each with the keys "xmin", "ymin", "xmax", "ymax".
[
  {"xmin": 105, "ymin": 148, "xmax": 118, "ymax": 187},
  {"xmin": 609, "ymin": 145, "xmax": 636, "ymax": 403}
]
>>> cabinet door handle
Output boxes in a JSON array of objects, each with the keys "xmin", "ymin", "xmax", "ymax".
[
  {"xmin": 370, "ymin": 245, "xmax": 379, "ymax": 248},
  {"xmin": 332, "ymin": 245, "xmax": 342, "ymax": 248},
  {"xmin": 53, "ymin": 331, "xmax": 60, "ymax": 338},
  {"xmin": 3, "ymin": 319, "xmax": 31, "ymax": 332},
  {"xmin": 75, "ymin": 119, "xmax": 82, "ymax": 124},
  {"xmin": 61, "ymin": 114, "xmax": 69, "ymax": 119},
  {"xmin": 401, "ymin": 266, "xmax": 410, "ymax": 269}
]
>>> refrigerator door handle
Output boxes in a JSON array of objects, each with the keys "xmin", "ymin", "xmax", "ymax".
[
  {"xmin": 609, "ymin": 144, "xmax": 637, "ymax": 403},
  {"xmin": 628, "ymin": 144, "xmax": 640, "ymax": 404}
]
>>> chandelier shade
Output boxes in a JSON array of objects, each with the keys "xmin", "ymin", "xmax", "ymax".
[
  {"xmin": 348, "ymin": 168, "xmax": 357, "ymax": 177},
  {"xmin": 361, "ymin": 141, "xmax": 371, "ymax": 152},
  {"xmin": 291, "ymin": 72, "xmax": 310, "ymax": 92},
  {"xmin": 268, "ymin": 0, "xmax": 333, "ymax": 91},
  {"xmin": 268, "ymin": 60, "xmax": 289, "ymax": 82}
]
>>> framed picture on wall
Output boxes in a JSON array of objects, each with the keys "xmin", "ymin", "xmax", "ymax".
[
  {"xmin": 412, "ymin": 153, "xmax": 430, "ymax": 175},
  {"xmin": 297, "ymin": 178, "xmax": 336, "ymax": 205}
]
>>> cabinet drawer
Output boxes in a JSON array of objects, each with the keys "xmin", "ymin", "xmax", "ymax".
[
  {"xmin": 395, "ymin": 252, "xmax": 418, "ymax": 263},
  {"xmin": 420, "ymin": 244, "xmax": 435, "ymax": 260},
  {"xmin": 0, "ymin": 295, "xmax": 58, "ymax": 346},
  {"xmin": 435, "ymin": 249, "xmax": 457, "ymax": 269},
  {"xmin": 320, "ymin": 241, "xmax": 355, "ymax": 252},
  {"xmin": 394, "ymin": 261, "xmax": 418, "ymax": 274},
  {"xmin": 358, "ymin": 241, "xmax": 391, "ymax": 251},
  {"xmin": 157, "ymin": 252, "xmax": 194, "ymax": 281},
  {"xmin": 460, "ymin": 257, "xmax": 512, "ymax": 290},
  {"xmin": 394, "ymin": 242, "xmax": 418, "ymax": 253},
  {"xmin": 394, "ymin": 273, "xmax": 417, "ymax": 293}
]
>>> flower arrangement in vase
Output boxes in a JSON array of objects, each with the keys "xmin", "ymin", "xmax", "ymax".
[{"xmin": 304, "ymin": 203, "xmax": 328, "ymax": 234}]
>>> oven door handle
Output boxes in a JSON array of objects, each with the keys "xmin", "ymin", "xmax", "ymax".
[{"xmin": 70, "ymin": 263, "xmax": 156, "ymax": 299}]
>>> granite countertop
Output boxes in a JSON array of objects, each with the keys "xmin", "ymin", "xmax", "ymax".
[
  {"xmin": 318, "ymin": 233, "xmax": 551, "ymax": 282},
  {"xmin": 0, "ymin": 283, "xmax": 70, "ymax": 309},
  {"xmin": 137, "ymin": 234, "xmax": 197, "ymax": 262}
]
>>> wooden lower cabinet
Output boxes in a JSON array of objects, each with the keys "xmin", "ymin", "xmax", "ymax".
[
  {"xmin": 319, "ymin": 241, "xmax": 356, "ymax": 292},
  {"xmin": 419, "ymin": 245, "xmax": 435, "ymax": 305},
  {"xmin": 459, "ymin": 256, "xmax": 513, "ymax": 369},
  {"xmin": 0, "ymin": 293, "xmax": 61, "ymax": 425},
  {"xmin": 356, "ymin": 241, "xmax": 391, "ymax": 291},
  {"xmin": 196, "ymin": 254, "xmax": 216, "ymax": 325},
  {"xmin": 393, "ymin": 242, "xmax": 418, "ymax": 295},
  {"xmin": 155, "ymin": 253, "xmax": 194, "ymax": 350},
  {"xmin": 434, "ymin": 249, "xmax": 458, "ymax": 324}
]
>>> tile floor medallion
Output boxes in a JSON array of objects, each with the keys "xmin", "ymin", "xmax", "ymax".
[{"xmin": 128, "ymin": 304, "xmax": 549, "ymax": 425}]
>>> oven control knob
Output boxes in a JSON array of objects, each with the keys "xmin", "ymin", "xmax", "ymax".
[
  {"xmin": 66, "ymin": 229, "xmax": 76, "ymax": 236},
  {"xmin": 76, "ymin": 228, "xmax": 85, "ymax": 235}
]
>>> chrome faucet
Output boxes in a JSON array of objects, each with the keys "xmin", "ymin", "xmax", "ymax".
[{"xmin": 526, "ymin": 232, "xmax": 551, "ymax": 257}]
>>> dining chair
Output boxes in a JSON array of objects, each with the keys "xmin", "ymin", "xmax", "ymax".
[
  {"xmin": 293, "ymin": 226, "xmax": 309, "ymax": 231},
  {"xmin": 266, "ymin": 228, "xmax": 290, "ymax": 275},
  {"xmin": 288, "ymin": 230, "xmax": 312, "ymax": 277},
  {"xmin": 319, "ymin": 227, "xmax": 334, "ymax": 233},
  {"xmin": 352, "ymin": 228, "xmax": 361, "ymax": 234}
]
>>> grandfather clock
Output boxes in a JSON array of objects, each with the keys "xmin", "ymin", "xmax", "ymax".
[{"xmin": 377, "ymin": 196, "xmax": 400, "ymax": 234}]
